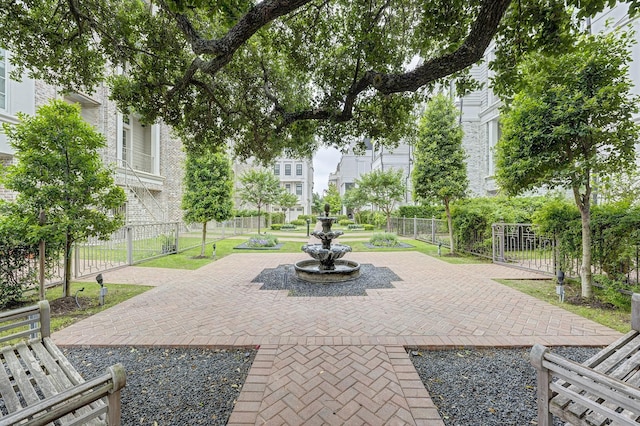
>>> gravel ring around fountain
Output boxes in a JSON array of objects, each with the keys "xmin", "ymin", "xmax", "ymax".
[{"xmin": 252, "ymin": 263, "xmax": 401, "ymax": 296}]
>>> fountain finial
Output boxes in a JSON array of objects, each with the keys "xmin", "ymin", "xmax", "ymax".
[{"xmin": 324, "ymin": 203, "xmax": 330, "ymax": 217}]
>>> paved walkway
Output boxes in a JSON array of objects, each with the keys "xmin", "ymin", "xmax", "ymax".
[{"xmin": 58, "ymin": 251, "xmax": 621, "ymax": 425}]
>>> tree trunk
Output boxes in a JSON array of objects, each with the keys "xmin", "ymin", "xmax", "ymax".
[
  {"xmin": 579, "ymin": 203, "xmax": 593, "ymax": 298},
  {"xmin": 445, "ymin": 198, "xmax": 455, "ymax": 255},
  {"xmin": 573, "ymin": 185, "xmax": 593, "ymax": 298},
  {"xmin": 257, "ymin": 206, "xmax": 262, "ymax": 235},
  {"xmin": 386, "ymin": 211, "xmax": 391, "ymax": 233},
  {"xmin": 200, "ymin": 222, "xmax": 207, "ymax": 257},
  {"xmin": 63, "ymin": 233, "xmax": 73, "ymax": 297}
]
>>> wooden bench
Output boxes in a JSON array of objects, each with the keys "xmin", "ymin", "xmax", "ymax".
[
  {"xmin": 0, "ymin": 301, "xmax": 126, "ymax": 425},
  {"xmin": 531, "ymin": 293, "xmax": 640, "ymax": 426}
]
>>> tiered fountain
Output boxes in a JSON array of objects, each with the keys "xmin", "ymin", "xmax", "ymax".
[{"xmin": 294, "ymin": 204, "xmax": 361, "ymax": 283}]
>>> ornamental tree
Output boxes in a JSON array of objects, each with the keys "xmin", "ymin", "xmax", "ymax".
[
  {"xmin": 278, "ymin": 191, "xmax": 299, "ymax": 223},
  {"xmin": 356, "ymin": 169, "xmax": 405, "ymax": 232},
  {"xmin": 495, "ymin": 32, "xmax": 640, "ymax": 298},
  {"xmin": 238, "ymin": 169, "xmax": 282, "ymax": 234},
  {"xmin": 1, "ymin": 100, "xmax": 126, "ymax": 296},
  {"xmin": 323, "ymin": 184, "xmax": 342, "ymax": 215},
  {"xmin": 413, "ymin": 94, "xmax": 468, "ymax": 254},
  {"xmin": 182, "ymin": 150, "xmax": 234, "ymax": 257},
  {"xmin": 2, "ymin": 0, "xmax": 631, "ymax": 161}
]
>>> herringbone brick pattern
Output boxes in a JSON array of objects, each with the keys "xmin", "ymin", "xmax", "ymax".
[
  {"xmin": 228, "ymin": 345, "xmax": 441, "ymax": 425},
  {"xmin": 57, "ymin": 252, "xmax": 620, "ymax": 348}
]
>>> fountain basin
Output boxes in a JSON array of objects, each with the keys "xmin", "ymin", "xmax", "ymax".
[{"xmin": 294, "ymin": 259, "xmax": 361, "ymax": 283}]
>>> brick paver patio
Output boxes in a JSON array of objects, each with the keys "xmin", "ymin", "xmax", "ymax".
[{"xmin": 58, "ymin": 251, "xmax": 622, "ymax": 425}]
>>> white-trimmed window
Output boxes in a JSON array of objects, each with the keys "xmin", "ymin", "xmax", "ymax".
[
  {"xmin": 285, "ymin": 183, "xmax": 291, "ymax": 193},
  {"xmin": 285, "ymin": 164, "xmax": 292, "ymax": 176},
  {"xmin": 118, "ymin": 113, "xmax": 159, "ymax": 174},
  {"xmin": 295, "ymin": 183, "xmax": 303, "ymax": 196},
  {"xmin": 0, "ymin": 49, "xmax": 7, "ymax": 111},
  {"xmin": 274, "ymin": 163, "xmax": 280, "ymax": 175},
  {"xmin": 296, "ymin": 163, "xmax": 302, "ymax": 176}
]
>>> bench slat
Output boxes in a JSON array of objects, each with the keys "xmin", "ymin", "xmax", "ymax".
[
  {"xmin": 0, "ymin": 351, "xmax": 22, "ymax": 414},
  {"xmin": 550, "ymin": 383, "xmax": 638, "ymax": 426},
  {"xmin": 544, "ymin": 358, "xmax": 640, "ymax": 416},
  {"xmin": 1, "ymin": 346, "xmax": 40, "ymax": 407},
  {"xmin": 15, "ymin": 342, "xmax": 78, "ymax": 425}
]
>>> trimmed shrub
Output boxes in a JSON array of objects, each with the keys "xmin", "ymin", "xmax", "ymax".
[
  {"xmin": 397, "ymin": 205, "xmax": 444, "ymax": 219},
  {"xmin": 270, "ymin": 224, "xmax": 282, "ymax": 231},
  {"xmin": 290, "ymin": 219, "xmax": 306, "ymax": 226},
  {"xmin": 363, "ymin": 224, "xmax": 375, "ymax": 231},
  {"xmin": 369, "ymin": 232, "xmax": 399, "ymax": 247},
  {"xmin": 281, "ymin": 224, "xmax": 297, "ymax": 230},
  {"xmin": 338, "ymin": 219, "xmax": 354, "ymax": 226},
  {"xmin": 347, "ymin": 224, "xmax": 364, "ymax": 230},
  {"xmin": 245, "ymin": 234, "xmax": 279, "ymax": 248}
]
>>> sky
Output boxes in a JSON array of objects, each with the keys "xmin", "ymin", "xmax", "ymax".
[{"xmin": 312, "ymin": 146, "xmax": 342, "ymax": 194}]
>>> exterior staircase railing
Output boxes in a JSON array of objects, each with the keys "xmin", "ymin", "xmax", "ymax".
[{"xmin": 105, "ymin": 155, "xmax": 166, "ymax": 223}]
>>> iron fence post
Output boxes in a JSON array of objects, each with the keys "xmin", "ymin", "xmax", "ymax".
[
  {"xmin": 126, "ymin": 226, "xmax": 133, "ymax": 265},
  {"xmin": 431, "ymin": 217, "xmax": 436, "ymax": 244}
]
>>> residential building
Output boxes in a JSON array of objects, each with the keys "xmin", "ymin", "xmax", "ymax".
[
  {"xmin": 0, "ymin": 48, "xmax": 185, "ymax": 223},
  {"xmin": 233, "ymin": 157, "xmax": 314, "ymax": 220}
]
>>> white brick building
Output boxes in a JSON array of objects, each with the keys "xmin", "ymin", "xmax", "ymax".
[{"xmin": 233, "ymin": 157, "xmax": 314, "ymax": 221}]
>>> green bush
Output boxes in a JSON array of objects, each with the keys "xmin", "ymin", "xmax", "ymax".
[
  {"xmin": 245, "ymin": 234, "xmax": 279, "ymax": 248},
  {"xmin": 363, "ymin": 224, "xmax": 375, "ymax": 231},
  {"xmin": 594, "ymin": 275, "xmax": 633, "ymax": 310},
  {"xmin": 269, "ymin": 212, "xmax": 285, "ymax": 225},
  {"xmin": 281, "ymin": 224, "xmax": 297, "ymax": 230},
  {"xmin": 359, "ymin": 211, "xmax": 386, "ymax": 228},
  {"xmin": 297, "ymin": 214, "xmax": 312, "ymax": 221},
  {"xmin": 337, "ymin": 214, "xmax": 349, "ymax": 222},
  {"xmin": 397, "ymin": 205, "xmax": 444, "ymax": 219},
  {"xmin": 290, "ymin": 219, "xmax": 306, "ymax": 226},
  {"xmin": 338, "ymin": 219, "xmax": 354, "ymax": 226},
  {"xmin": 0, "ymin": 245, "xmax": 37, "ymax": 308},
  {"xmin": 347, "ymin": 224, "xmax": 364, "ymax": 230},
  {"xmin": 270, "ymin": 224, "xmax": 282, "ymax": 231},
  {"xmin": 369, "ymin": 232, "xmax": 399, "ymax": 247}
]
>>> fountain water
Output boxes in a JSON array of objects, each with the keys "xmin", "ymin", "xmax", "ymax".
[{"xmin": 294, "ymin": 204, "xmax": 361, "ymax": 283}]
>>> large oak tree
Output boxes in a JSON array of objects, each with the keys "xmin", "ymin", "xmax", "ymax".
[{"xmin": 0, "ymin": 0, "xmax": 634, "ymax": 161}]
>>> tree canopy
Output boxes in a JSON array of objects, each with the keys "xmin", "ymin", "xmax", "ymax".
[
  {"xmin": 182, "ymin": 150, "xmax": 234, "ymax": 256},
  {"xmin": 355, "ymin": 169, "xmax": 405, "ymax": 232},
  {"xmin": 495, "ymin": 32, "xmax": 640, "ymax": 297},
  {"xmin": 238, "ymin": 169, "xmax": 282, "ymax": 234},
  {"xmin": 413, "ymin": 94, "xmax": 468, "ymax": 253},
  {"xmin": 1, "ymin": 0, "xmax": 632, "ymax": 162},
  {"xmin": 1, "ymin": 100, "xmax": 126, "ymax": 295}
]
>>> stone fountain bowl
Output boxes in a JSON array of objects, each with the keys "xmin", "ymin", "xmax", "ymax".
[
  {"xmin": 301, "ymin": 243, "xmax": 351, "ymax": 261},
  {"xmin": 294, "ymin": 259, "xmax": 361, "ymax": 283}
]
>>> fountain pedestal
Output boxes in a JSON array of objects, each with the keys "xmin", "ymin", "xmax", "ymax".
[{"xmin": 294, "ymin": 204, "xmax": 360, "ymax": 283}]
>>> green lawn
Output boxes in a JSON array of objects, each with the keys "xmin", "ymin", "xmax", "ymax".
[{"xmin": 19, "ymin": 282, "xmax": 152, "ymax": 333}]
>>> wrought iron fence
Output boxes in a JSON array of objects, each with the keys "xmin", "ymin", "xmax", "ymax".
[
  {"xmin": 390, "ymin": 217, "xmax": 450, "ymax": 246},
  {"xmin": 1, "ymin": 217, "xmax": 263, "ymax": 291}
]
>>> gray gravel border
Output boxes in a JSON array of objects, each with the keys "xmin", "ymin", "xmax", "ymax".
[
  {"xmin": 62, "ymin": 347, "xmax": 256, "ymax": 426},
  {"xmin": 410, "ymin": 346, "xmax": 602, "ymax": 426}
]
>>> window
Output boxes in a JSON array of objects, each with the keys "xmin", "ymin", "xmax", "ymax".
[
  {"xmin": 296, "ymin": 163, "xmax": 302, "ymax": 176},
  {"xmin": 285, "ymin": 183, "xmax": 291, "ymax": 193},
  {"xmin": 285, "ymin": 164, "xmax": 292, "ymax": 176},
  {"xmin": 121, "ymin": 116, "xmax": 131, "ymax": 166},
  {"xmin": 295, "ymin": 183, "xmax": 303, "ymax": 196},
  {"xmin": 273, "ymin": 163, "xmax": 280, "ymax": 175},
  {"xmin": 0, "ymin": 49, "xmax": 6, "ymax": 111}
]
